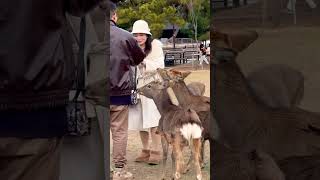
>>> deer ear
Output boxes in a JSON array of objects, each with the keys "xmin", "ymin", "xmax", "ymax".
[
  {"xmin": 181, "ymin": 71, "xmax": 191, "ymax": 79},
  {"xmin": 169, "ymin": 69, "xmax": 191, "ymax": 79},
  {"xmin": 170, "ymin": 69, "xmax": 181, "ymax": 78},
  {"xmin": 212, "ymin": 29, "xmax": 232, "ymax": 50},
  {"xmin": 226, "ymin": 30, "xmax": 258, "ymax": 52},
  {"xmin": 157, "ymin": 68, "xmax": 165, "ymax": 76},
  {"xmin": 170, "ymin": 69, "xmax": 180, "ymax": 73},
  {"xmin": 157, "ymin": 68, "xmax": 170, "ymax": 80}
]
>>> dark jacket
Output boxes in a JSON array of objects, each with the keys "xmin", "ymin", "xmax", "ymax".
[
  {"xmin": 0, "ymin": 0, "xmax": 102, "ymax": 111},
  {"xmin": 110, "ymin": 21, "xmax": 145, "ymax": 96}
]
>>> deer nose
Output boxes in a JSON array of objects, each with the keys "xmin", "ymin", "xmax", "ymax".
[{"xmin": 137, "ymin": 89, "xmax": 143, "ymax": 95}]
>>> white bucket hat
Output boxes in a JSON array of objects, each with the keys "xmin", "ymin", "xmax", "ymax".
[{"xmin": 131, "ymin": 20, "xmax": 152, "ymax": 35}]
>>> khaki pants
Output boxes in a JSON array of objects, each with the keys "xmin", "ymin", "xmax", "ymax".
[
  {"xmin": 110, "ymin": 105, "xmax": 129, "ymax": 168},
  {"xmin": 0, "ymin": 137, "xmax": 62, "ymax": 180}
]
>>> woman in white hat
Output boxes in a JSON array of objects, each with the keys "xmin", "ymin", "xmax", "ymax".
[{"xmin": 128, "ymin": 20, "xmax": 164, "ymax": 165}]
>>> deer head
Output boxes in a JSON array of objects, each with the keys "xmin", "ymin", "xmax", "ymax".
[
  {"xmin": 212, "ymin": 29, "xmax": 258, "ymax": 52},
  {"xmin": 157, "ymin": 68, "xmax": 192, "ymax": 84},
  {"xmin": 136, "ymin": 71, "xmax": 164, "ymax": 89},
  {"xmin": 138, "ymin": 80, "xmax": 180, "ymax": 106},
  {"xmin": 137, "ymin": 80, "xmax": 168, "ymax": 99},
  {"xmin": 212, "ymin": 29, "xmax": 258, "ymax": 64}
]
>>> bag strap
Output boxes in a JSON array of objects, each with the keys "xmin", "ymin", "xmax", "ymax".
[
  {"xmin": 73, "ymin": 17, "xmax": 86, "ymax": 101},
  {"xmin": 133, "ymin": 66, "xmax": 137, "ymax": 91}
]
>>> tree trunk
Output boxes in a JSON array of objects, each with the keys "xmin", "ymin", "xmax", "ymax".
[{"xmin": 173, "ymin": 24, "xmax": 176, "ymax": 49}]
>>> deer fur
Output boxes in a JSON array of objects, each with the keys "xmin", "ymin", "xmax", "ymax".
[
  {"xmin": 246, "ymin": 64, "xmax": 304, "ymax": 109},
  {"xmin": 212, "ymin": 140, "xmax": 285, "ymax": 180},
  {"xmin": 138, "ymin": 81, "xmax": 203, "ymax": 180},
  {"xmin": 213, "ymin": 29, "xmax": 320, "ymax": 160},
  {"xmin": 186, "ymin": 82, "xmax": 206, "ymax": 96},
  {"xmin": 157, "ymin": 68, "xmax": 211, "ymax": 169}
]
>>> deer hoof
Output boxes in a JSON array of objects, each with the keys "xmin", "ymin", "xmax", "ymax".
[
  {"xmin": 201, "ymin": 162, "xmax": 205, "ymax": 169},
  {"xmin": 173, "ymin": 172, "xmax": 181, "ymax": 179},
  {"xmin": 161, "ymin": 175, "xmax": 166, "ymax": 180},
  {"xmin": 182, "ymin": 165, "xmax": 190, "ymax": 174},
  {"xmin": 196, "ymin": 174, "xmax": 202, "ymax": 180}
]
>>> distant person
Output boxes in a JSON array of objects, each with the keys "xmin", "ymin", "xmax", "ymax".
[
  {"xmin": 286, "ymin": 0, "xmax": 317, "ymax": 13},
  {"xmin": 206, "ymin": 43, "xmax": 211, "ymax": 57},
  {"xmin": 199, "ymin": 43, "xmax": 209, "ymax": 66},
  {"xmin": 128, "ymin": 20, "xmax": 165, "ymax": 165},
  {"xmin": 109, "ymin": 2, "xmax": 146, "ymax": 179}
]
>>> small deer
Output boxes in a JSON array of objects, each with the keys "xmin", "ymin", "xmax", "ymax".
[
  {"xmin": 138, "ymin": 80, "xmax": 203, "ymax": 180},
  {"xmin": 157, "ymin": 68, "xmax": 211, "ymax": 169}
]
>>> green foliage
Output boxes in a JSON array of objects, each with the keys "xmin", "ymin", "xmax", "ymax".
[
  {"xmin": 179, "ymin": 28, "xmax": 193, "ymax": 38},
  {"xmin": 178, "ymin": 0, "xmax": 209, "ymax": 41},
  {"xmin": 116, "ymin": 0, "xmax": 186, "ymax": 38},
  {"xmin": 198, "ymin": 31, "xmax": 209, "ymax": 41},
  {"xmin": 115, "ymin": 0, "xmax": 209, "ymax": 40}
]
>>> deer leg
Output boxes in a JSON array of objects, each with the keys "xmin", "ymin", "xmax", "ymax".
[
  {"xmin": 161, "ymin": 136, "xmax": 169, "ymax": 180},
  {"xmin": 193, "ymin": 138, "xmax": 202, "ymax": 180},
  {"xmin": 171, "ymin": 148, "xmax": 176, "ymax": 179},
  {"xmin": 184, "ymin": 145, "xmax": 193, "ymax": 174},
  {"xmin": 179, "ymin": 143, "xmax": 187, "ymax": 174},
  {"xmin": 200, "ymin": 138, "xmax": 205, "ymax": 169},
  {"xmin": 172, "ymin": 134, "xmax": 183, "ymax": 179},
  {"xmin": 170, "ymin": 135, "xmax": 176, "ymax": 179}
]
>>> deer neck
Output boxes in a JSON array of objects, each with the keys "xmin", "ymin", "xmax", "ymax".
[
  {"xmin": 216, "ymin": 60, "xmax": 253, "ymax": 98},
  {"xmin": 172, "ymin": 82, "xmax": 193, "ymax": 107},
  {"xmin": 153, "ymin": 90, "xmax": 177, "ymax": 116},
  {"xmin": 214, "ymin": 56, "xmax": 265, "ymax": 148}
]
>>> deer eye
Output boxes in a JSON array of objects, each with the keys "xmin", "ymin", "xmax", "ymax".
[{"xmin": 147, "ymin": 84, "xmax": 151, "ymax": 88}]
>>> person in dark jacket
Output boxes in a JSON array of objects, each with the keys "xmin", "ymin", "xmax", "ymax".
[
  {"xmin": 0, "ymin": 1, "xmax": 103, "ymax": 180},
  {"xmin": 109, "ymin": 2, "xmax": 145, "ymax": 179}
]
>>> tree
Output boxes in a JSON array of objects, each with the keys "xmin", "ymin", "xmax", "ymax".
[
  {"xmin": 116, "ymin": 0, "xmax": 186, "ymax": 39},
  {"xmin": 179, "ymin": 0, "xmax": 209, "ymax": 45}
]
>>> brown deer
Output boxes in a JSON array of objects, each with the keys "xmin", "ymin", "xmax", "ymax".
[
  {"xmin": 138, "ymin": 81, "xmax": 203, "ymax": 180},
  {"xmin": 157, "ymin": 68, "xmax": 211, "ymax": 168},
  {"xmin": 212, "ymin": 29, "xmax": 320, "ymax": 161}
]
